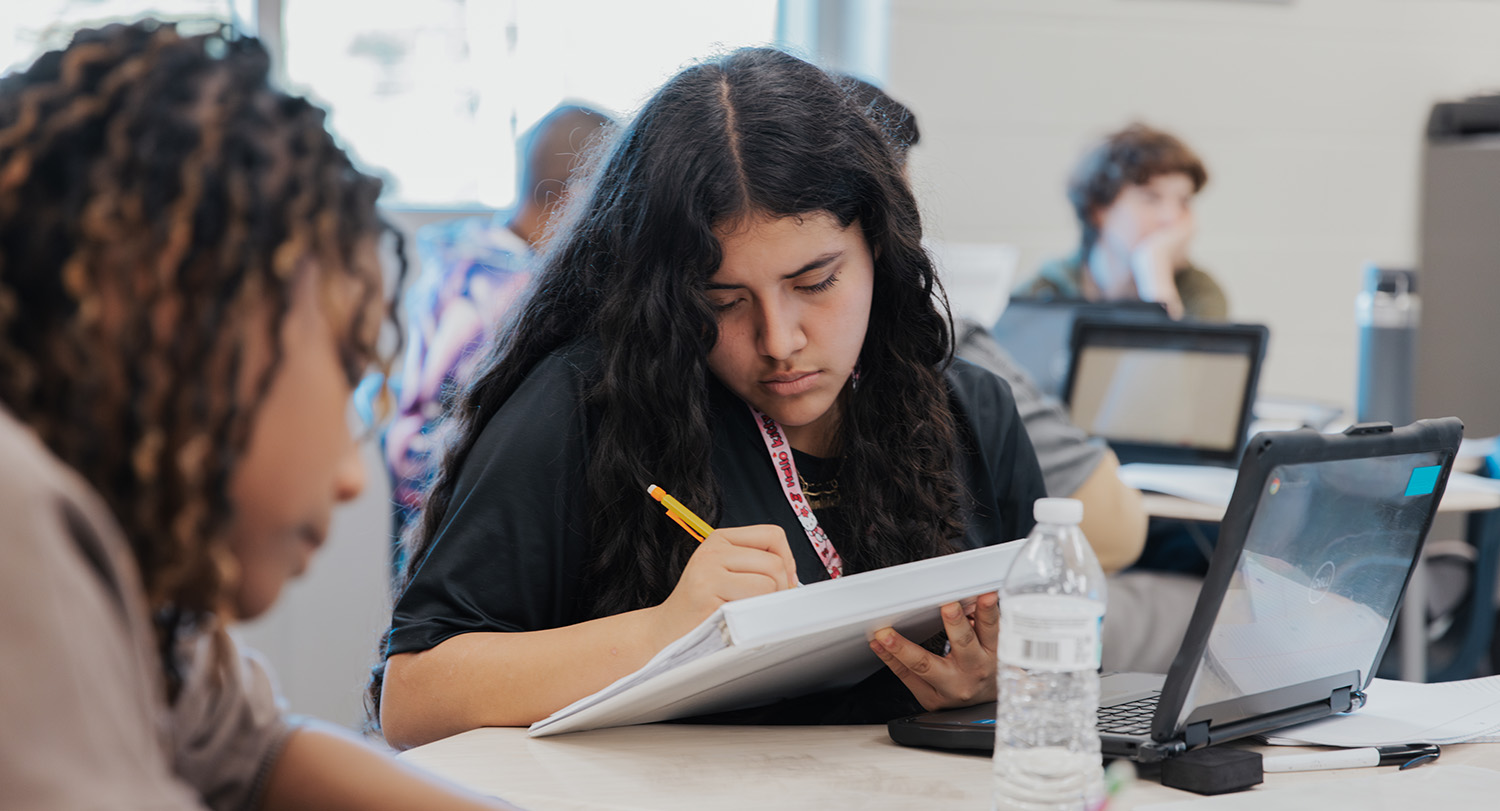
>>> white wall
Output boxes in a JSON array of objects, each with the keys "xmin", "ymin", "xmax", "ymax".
[{"xmin": 888, "ymin": 0, "xmax": 1500, "ymax": 413}]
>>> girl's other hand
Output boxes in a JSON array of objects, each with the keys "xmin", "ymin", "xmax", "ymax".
[{"xmin": 869, "ymin": 592, "xmax": 1000, "ymax": 711}]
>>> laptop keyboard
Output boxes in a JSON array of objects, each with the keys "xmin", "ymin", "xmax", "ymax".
[{"xmin": 1096, "ymin": 693, "xmax": 1160, "ymax": 735}]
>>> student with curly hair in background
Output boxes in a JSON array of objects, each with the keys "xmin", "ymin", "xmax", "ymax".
[
  {"xmin": 1023, "ymin": 123, "xmax": 1227, "ymax": 321},
  {"xmin": 0, "ymin": 20, "xmax": 520, "ymax": 810}
]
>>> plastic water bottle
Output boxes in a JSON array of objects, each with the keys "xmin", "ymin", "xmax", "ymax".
[{"xmin": 993, "ymin": 498, "xmax": 1107, "ymax": 811}]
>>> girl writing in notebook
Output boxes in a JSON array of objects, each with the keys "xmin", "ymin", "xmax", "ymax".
[
  {"xmin": 0, "ymin": 21, "xmax": 518, "ymax": 809},
  {"xmin": 373, "ymin": 48, "xmax": 1046, "ymax": 748}
]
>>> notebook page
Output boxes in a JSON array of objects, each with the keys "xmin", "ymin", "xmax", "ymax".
[
  {"xmin": 528, "ymin": 540, "xmax": 1026, "ymax": 737},
  {"xmin": 720, "ymin": 540, "xmax": 1022, "ymax": 647}
]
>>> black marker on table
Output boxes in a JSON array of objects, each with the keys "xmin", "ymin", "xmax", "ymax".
[{"xmin": 1262, "ymin": 743, "xmax": 1441, "ymax": 773}]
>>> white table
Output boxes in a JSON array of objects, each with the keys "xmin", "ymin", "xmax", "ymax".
[
  {"xmin": 399, "ymin": 724, "xmax": 1500, "ymax": 810},
  {"xmin": 1138, "ymin": 472, "xmax": 1500, "ymax": 524}
]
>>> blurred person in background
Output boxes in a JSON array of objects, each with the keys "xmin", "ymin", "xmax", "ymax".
[
  {"xmin": 384, "ymin": 103, "xmax": 615, "ymax": 547},
  {"xmin": 1022, "ymin": 123, "xmax": 1226, "ymax": 321}
]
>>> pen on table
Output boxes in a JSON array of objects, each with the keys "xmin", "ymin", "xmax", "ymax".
[
  {"xmin": 1261, "ymin": 743, "xmax": 1441, "ymax": 773},
  {"xmin": 646, "ymin": 484, "xmax": 801, "ymax": 586}
]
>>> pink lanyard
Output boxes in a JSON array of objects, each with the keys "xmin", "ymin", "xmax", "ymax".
[{"xmin": 748, "ymin": 406, "xmax": 845, "ymax": 579}]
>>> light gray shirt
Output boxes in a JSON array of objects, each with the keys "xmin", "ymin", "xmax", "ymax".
[
  {"xmin": 0, "ymin": 407, "xmax": 292, "ymax": 810},
  {"xmin": 954, "ymin": 318, "xmax": 1106, "ymax": 498}
]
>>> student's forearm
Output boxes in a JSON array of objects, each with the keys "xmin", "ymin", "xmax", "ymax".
[
  {"xmin": 382, "ymin": 526, "xmax": 800, "ymax": 749},
  {"xmin": 260, "ymin": 723, "xmax": 520, "ymax": 811},
  {"xmin": 1071, "ymin": 451, "xmax": 1148, "ymax": 573},
  {"xmin": 380, "ymin": 606, "xmax": 681, "ymax": 749}
]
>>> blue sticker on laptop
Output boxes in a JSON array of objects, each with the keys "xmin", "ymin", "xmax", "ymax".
[{"xmin": 1404, "ymin": 465, "xmax": 1443, "ymax": 497}]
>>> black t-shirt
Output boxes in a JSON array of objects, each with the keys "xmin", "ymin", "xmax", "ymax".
[{"xmin": 387, "ymin": 340, "xmax": 1045, "ymax": 721}]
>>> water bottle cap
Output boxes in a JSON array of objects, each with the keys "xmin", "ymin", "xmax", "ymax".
[
  {"xmin": 1363, "ymin": 266, "xmax": 1417, "ymax": 296},
  {"xmin": 1034, "ymin": 497, "xmax": 1083, "ymax": 525}
]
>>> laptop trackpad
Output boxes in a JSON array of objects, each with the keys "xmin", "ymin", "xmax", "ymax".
[{"xmin": 1100, "ymin": 672, "xmax": 1166, "ymax": 706}]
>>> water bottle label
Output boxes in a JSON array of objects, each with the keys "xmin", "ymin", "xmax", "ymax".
[{"xmin": 999, "ymin": 594, "xmax": 1104, "ymax": 672}]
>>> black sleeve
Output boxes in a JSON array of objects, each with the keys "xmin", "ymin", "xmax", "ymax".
[
  {"xmin": 948, "ymin": 359, "xmax": 1046, "ymax": 546},
  {"xmin": 386, "ymin": 348, "xmax": 596, "ymax": 656}
]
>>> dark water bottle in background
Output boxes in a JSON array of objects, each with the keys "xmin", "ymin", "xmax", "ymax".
[{"xmin": 1356, "ymin": 267, "xmax": 1420, "ymax": 427}]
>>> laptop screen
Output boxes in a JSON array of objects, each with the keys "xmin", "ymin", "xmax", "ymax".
[
  {"xmin": 1172, "ymin": 449, "xmax": 1446, "ymax": 728},
  {"xmin": 1064, "ymin": 321, "xmax": 1267, "ymax": 466},
  {"xmin": 989, "ymin": 299, "xmax": 1170, "ymax": 399}
]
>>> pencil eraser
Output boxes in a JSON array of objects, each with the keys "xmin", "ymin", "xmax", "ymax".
[{"xmin": 1159, "ymin": 747, "xmax": 1263, "ymax": 795}]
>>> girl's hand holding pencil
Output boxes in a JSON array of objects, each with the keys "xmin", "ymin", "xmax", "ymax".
[{"xmin": 647, "ymin": 485, "xmax": 801, "ymax": 639}]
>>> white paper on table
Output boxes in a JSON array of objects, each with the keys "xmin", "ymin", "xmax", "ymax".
[
  {"xmin": 1458, "ymin": 436, "xmax": 1498, "ymax": 461},
  {"xmin": 1263, "ymin": 676, "xmax": 1500, "ymax": 746},
  {"xmin": 1118, "ymin": 463, "xmax": 1240, "ymax": 508},
  {"xmin": 1445, "ymin": 470, "xmax": 1500, "ymax": 495},
  {"xmin": 1123, "ymin": 465, "xmax": 1500, "ymax": 509}
]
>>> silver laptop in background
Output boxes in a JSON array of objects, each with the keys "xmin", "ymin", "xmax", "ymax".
[{"xmin": 1062, "ymin": 320, "xmax": 1269, "ymax": 467}]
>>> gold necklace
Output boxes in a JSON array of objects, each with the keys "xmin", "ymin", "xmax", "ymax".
[{"xmin": 797, "ymin": 472, "xmax": 840, "ymax": 504}]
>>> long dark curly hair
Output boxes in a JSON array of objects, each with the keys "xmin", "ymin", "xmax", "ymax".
[
  {"xmin": 369, "ymin": 47, "xmax": 962, "ymax": 715},
  {"xmin": 0, "ymin": 21, "xmax": 404, "ymax": 643}
]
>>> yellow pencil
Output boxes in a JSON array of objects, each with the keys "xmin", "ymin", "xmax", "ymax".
[
  {"xmin": 648, "ymin": 484, "xmax": 801, "ymax": 587},
  {"xmin": 647, "ymin": 484, "xmax": 715, "ymax": 542}
]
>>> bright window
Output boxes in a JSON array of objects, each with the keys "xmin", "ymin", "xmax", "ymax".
[
  {"xmin": 282, "ymin": 0, "xmax": 780, "ymax": 208},
  {"xmin": 4, "ymin": 2, "xmax": 880, "ymax": 210},
  {"xmin": 1, "ymin": 0, "xmax": 247, "ymax": 75}
]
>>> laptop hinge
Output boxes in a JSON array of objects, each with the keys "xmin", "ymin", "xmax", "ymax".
[
  {"xmin": 1183, "ymin": 721, "xmax": 1210, "ymax": 749},
  {"xmin": 1203, "ymin": 687, "xmax": 1358, "ymax": 748}
]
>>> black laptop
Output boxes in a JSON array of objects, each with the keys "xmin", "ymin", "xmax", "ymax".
[
  {"xmin": 889, "ymin": 417, "xmax": 1463, "ymax": 763},
  {"xmin": 1062, "ymin": 320, "xmax": 1269, "ymax": 467},
  {"xmin": 989, "ymin": 298, "xmax": 1170, "ymax": 399}
]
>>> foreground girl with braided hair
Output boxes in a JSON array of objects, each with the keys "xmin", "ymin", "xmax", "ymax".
[{"xmin": 0, "ymin": 20, "xmax": 519, "ymax": 810}]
